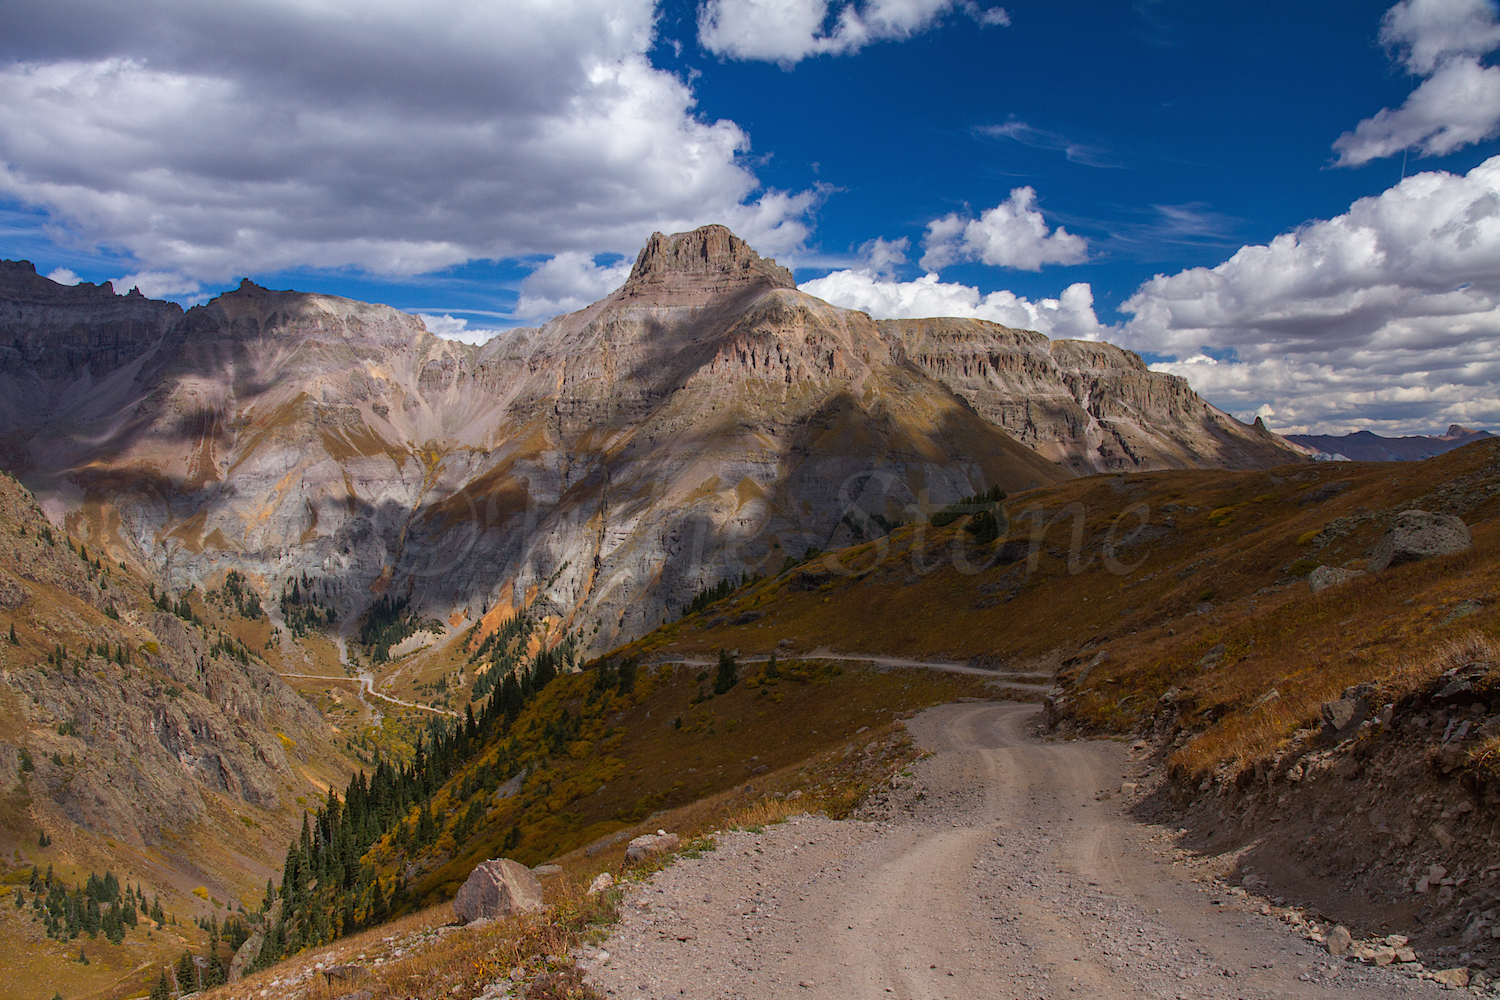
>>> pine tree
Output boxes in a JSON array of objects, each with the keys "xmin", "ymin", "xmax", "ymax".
[
  {"xmin": 714, "ymin": 648, "xmax": 738, "ymax": 694},
  {"xmin": 765, "ymin": 649, "xmax": 779, "ymax": 679},
  {"xmin": 204, "ymin": 951, "xmax": 227, "ymax": 987},
  {"xmin": 150, "ymin": 970, "xmax": 171, "ymax": 1000},
  {"xmin": 176, "ymin": 949, "xmax": 196, "ymax": 992},
  {"xmin": 7, "ymin": 623, "xmax": 16, "ymax": 645}
]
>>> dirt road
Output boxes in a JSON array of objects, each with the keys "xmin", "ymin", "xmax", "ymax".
[
  {"xmin": 649, "ymin": 652, "xmax": 1055, "ymax": 692},
  {"xmin": 588, "ymin": 702, "xmax": 1427, "ymax": 999}
]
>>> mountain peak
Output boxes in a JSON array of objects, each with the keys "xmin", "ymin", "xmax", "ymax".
[{"xmin": 619, "ymin": 224, "xmax": 796, "ymax": 305}]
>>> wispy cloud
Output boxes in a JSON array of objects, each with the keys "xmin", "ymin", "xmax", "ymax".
[
  {"xmin": 975, "ymin": 119, "xmax": 1123, "ymax": 168},
  {"xmin": 1091, "ymin": 202, "xmax": 1243, "ymax": 260},
  {"xmin": 1131, "ymin": 0, "xmax": 1184, "ymax": 48}
]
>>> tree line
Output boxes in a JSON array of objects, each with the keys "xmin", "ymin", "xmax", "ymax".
[{"xmin": 252, "ymin": 632, "xmax": 578, "ymax": 969}]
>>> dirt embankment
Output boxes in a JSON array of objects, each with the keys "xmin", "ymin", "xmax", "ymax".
[{"xmin": 1100, "ymin": 634, "xmax": 1500, "ymax": 974}]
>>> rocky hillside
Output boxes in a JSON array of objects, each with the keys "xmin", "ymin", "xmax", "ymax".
[
  {"xmin": 0, "ymin": 226, "xmax": 1300, "ymax": 657},
  {"xmin": 0, "ymin": 471, "xmax": 351, "ymax": 936},
  {"xmin": 602, "ymin": 439, "xmax": 1500, "ymax": 962}
]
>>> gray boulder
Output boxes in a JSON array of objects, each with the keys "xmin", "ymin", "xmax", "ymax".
[
  {"xmin": 1321, "ymin": 683, "xmax": 1374, "ymax": 738},
  {"xmin": 624, "ymin": 831, "xmax": 681, "ymax": 863},
  {"xmin": 452, "ymin": 858, "xmax": 544, "ymax": 923},
  {"xmin": 1308, "ymin": 565, "xmax": 1365, "ymax": 593},
  {"xmin": 1368, "ymin": 511, "xmax": 1472, "ymax": 573}
]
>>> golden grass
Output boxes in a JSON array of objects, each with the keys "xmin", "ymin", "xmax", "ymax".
[
  {"xmin": 603, "ymin": 440, "xmax": 1500, "ymax": 784},
  {"xmin": 386, "ymin": 660, "xmax": 981, "ymax": 912},
  {"xmin": 204, "ymin": 894, "xmax": 611, "ymax": 1000}
]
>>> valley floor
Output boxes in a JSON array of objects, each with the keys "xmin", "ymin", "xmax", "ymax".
[{"xmin": 588, "ymin": 703, "xmax": 1430, "ymax": 999}]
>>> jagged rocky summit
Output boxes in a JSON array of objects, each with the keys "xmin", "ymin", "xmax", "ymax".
[{"xmin": 0, "ymin": 227, "xmax": 1300, "ymax": 653}]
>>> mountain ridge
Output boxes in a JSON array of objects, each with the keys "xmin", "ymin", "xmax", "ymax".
[
  {"xmin": 0, "ymin": 227, "xmax": 1301, "ymax": 657},
  {"xmin": 1288, "ymin": 425, "xmax": 1494, "ymax": 462}
]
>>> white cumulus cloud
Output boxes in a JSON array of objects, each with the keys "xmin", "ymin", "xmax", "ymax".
[
  {"xmin": 1121, "ymin": 156, "xmax": 1500, "ymax": 434},
  {"xmin": 0, "ymin": 0, "xmax": 815, "ymax": 284},
  {"xmin": 44, "ymin": 267, "xmax": 79, "ymax": 285},
  {"xmin": 1335, "ymin": 0, "xmax": 1500, "ymax": 166},
  {"xmin": 115, "ymin": 270, "xmax": 203, "ymax": 300},
  {"xmin": 919, "ymin": 187, "xmax": 1088, "ymax": 272},
  {"xmin": 515, "ymin": 252, "xmax": 635, "ymax": 319},
  {"xmin": 800, "ymin": 268, "xmax": 1107, "ymax": 340},
  {"xmin": 420, "ymin": 314, "xmax": 504, "ymax": 345},
  {"xmin": 697, "ymin": 0, "xmax": 1007, "ymax": 64}
]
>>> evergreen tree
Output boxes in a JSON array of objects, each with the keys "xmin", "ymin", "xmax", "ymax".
[
  {"xmin": 765, "ymin": 650, "xmax": 778, "ymax": 679},
  {"xmin": 714, "ymin": 648, "xmax": 738, "ymax": 695},
  {"xmin": 204, "ymin": 951, "xmax": 227, "ymax": 987},
  {"xmin": 176, "ymin": 949, "xmax": 197, "ymax": 992},
  {"xmin": 7, "ymin": 623, "xmax": 16, "ymax": 644},
  {"xmin": 149, "ymin": 971, "xmax": 171, "ymax": 1000}
]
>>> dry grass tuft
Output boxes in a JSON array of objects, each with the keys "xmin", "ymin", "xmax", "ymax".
[
  {"xmin": 206, "ymin": 894, "xmax": 612, "ymax": 1000},
  {"xmin": 725, "ymin": 796, "xmax": 805, "ymax": 831}
]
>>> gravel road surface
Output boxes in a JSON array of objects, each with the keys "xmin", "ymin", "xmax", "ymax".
[{"xmin": 587, "ymin": 702, "xmax": 1430, "ymax": 999}]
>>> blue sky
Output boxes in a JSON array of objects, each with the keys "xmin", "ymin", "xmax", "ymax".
[{"xmin": 2, "ymin": 0, "xmax": 1499, "ymax": 435}]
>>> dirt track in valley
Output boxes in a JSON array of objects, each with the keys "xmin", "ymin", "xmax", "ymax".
[{"xmin": 587, "ymin": 702, "xmax": 1427, "ymax": 999}]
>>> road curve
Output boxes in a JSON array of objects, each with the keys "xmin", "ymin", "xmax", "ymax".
[{"xmin": 590, "ymin": 702, "xmax": 1422, "ymax": 999}]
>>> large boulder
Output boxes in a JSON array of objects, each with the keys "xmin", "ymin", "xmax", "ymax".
[
  {"xmin": 1368, "ymin": 511, "xmax": 1472, "ymax": 573},
  {"xmin": 624, "ymin": 831, "xmax": 681, "ymax": 864},
  {"xmin": 452, "ymin": 858, "xmax": 544, "ymax": 923}
]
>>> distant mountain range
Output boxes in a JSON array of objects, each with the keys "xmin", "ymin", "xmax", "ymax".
[{"xmin": 1286, "ymin": 426, "xmax": 1494, "ymax": 462}]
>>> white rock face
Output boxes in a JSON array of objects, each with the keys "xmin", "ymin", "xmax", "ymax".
[{"xmin": 0, "ymin": 229, "xmax": 1304, "ymax": 653}]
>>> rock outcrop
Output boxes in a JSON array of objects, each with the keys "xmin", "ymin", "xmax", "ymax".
[
  {"xmin": 619, "ymin": 225, "xmax": 796, "ymax": 305},
  {"xmin": 1307, "ymin": 565, "xmax": 1365, "ymax": 593},
  {"xmin": 890, "ymin": 322, "xmax": 1293, "ymax": 474},
  {"xmin": 452, "ymin": 858, "xmax": 544, "ymax": 922},
  {"xmin": 0, "ymin": 227, "xmax": 1305, "ymax": 655},
  {"xmin": 0, "ymin": 260, "xmax": 182, "ymax": 385},
  {"xmin": 1368, "ymin": 510, "xmax": 1473, "ymax": 573}
]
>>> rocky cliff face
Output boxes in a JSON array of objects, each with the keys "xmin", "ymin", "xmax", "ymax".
[
  {"xmin": 619, "ymin": 224, "xmax": 796, "ymax": 305},
  {"xmin": 889, "ymin": 320, "xmax": 1290, "ymax": 474},
  {"xmin": 0, "ymin": 472, "xmax": 344, "ymax": 903},
  {"xmin": 0, "ymin": 229, "xmax": 1303, "ymax": 655}
]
